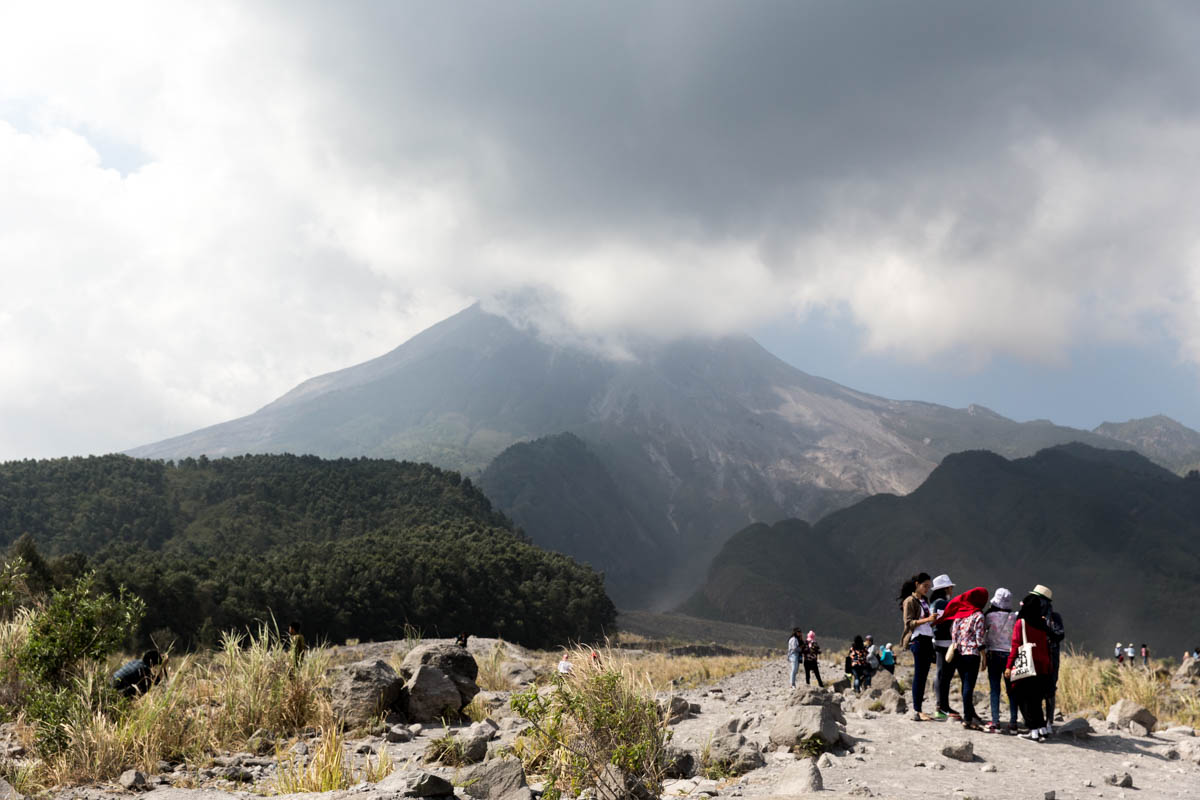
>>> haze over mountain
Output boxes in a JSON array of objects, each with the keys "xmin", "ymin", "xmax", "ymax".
[
  {"xmin": 1094, "ymin": 415, "xmax": 1200, "ymax": 476},
  {"xmin": 131, "ymin": 304, "xmax": 1156, "ymax": 606},
  {"xmin": 680, "ymin": 443, "xmax": 1200, "ymax": 654}
]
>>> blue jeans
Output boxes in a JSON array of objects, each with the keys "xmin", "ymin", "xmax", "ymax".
[
  {"xmin": 908, "ymin": 636, "xmax": 934, "ymax": 713},
  {"xmin": 986, "ymin": 650, "xmax": 1018, "ymax": 726},
  {"xmin": 789, "ymin": 653, "xmax": 800, "ymax": 687}
]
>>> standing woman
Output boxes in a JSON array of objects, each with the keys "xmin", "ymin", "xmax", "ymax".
[
  {"xmin": 943, "ymin": 587, "xmax": 989, "ymax": 730},
  {"xmin": 899, "ymin": 572, "xmax": 938, "ymax": 721},
  {"xmin": 1005, "ymin": 592, "xmax": 1053, "ymax": 741},
  {"xmin": 803, "ymin": 631, "xmax": 824, "ymax": 687},
  {"xmin": 849, "ymin": 635, "xmax": 869, "ymax": 693},
  {"xmin": 983, "ymin": 588, "xmax": 1018, "ymax": 733},
  {"xmin": 787, "ymin": 628, "xmax": 804, "ymax": 688}
]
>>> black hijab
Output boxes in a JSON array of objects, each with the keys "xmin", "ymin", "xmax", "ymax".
[{"xmin": 1017, "ymin": 593, "xmax": 1049, "ymax": 631}]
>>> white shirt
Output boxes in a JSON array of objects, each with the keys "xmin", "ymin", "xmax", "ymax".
[
  {"xmin": 557, "ymin": 658, "xmax": 572, "ymax": 674},
  {"xmin": 914, "ymin": 597, "xmax": 935, "ymax": 639}
]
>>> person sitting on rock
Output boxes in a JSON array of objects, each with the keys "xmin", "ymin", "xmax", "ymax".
[
  {"xmin": 878, "ymin": 642, "xmax": 896, "ymax": 674},
  {"xmin": 455, "ymin": 632, "xmax": 469, "ymax": 648},
  {"xmin": 111, "ymin": 649, "xmax": 166, "ymax": 698}
]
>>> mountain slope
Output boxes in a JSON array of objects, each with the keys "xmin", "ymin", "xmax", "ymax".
[
  {"xmin": 681, "ymin": 444, "xmax": 1200, "ymax": 653},
  {"xmin": 1094, "ymin": 415, "xmax": 1200, "ymax": 475},
  {"xmin": 129, "ymin": 304, "xmax": 1135, "ymax": 608}
]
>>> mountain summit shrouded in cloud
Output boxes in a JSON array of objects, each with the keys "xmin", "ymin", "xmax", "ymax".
[
  {"xmin": 129, "ymin": 304, "xmax": 1163, "ymax": 607},
  {"xmin": 3, "ymin": 2, "xmax": 1200, "ymax": 459}
]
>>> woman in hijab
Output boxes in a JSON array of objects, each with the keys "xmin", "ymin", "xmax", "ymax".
[
  {"xmin": 941, "ymin": 587, "xmax": 989, "ymax": 730},
  {"xmin": 1005, "ymin": 592, "xmax": 1054, "ymax": 741}
]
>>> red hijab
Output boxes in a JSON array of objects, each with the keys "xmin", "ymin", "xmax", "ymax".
[{"xmin": 938, "ymin": 587, "xmax": 988, "ymax": 623}]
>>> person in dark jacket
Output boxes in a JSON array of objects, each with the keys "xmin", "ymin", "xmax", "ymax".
[
  {"xmin": 848, "ymin": 635, "xmax": 870, "ymax": 693},
  {"xmin": 929, "ymin": 573, "xmax": 959, "ymax": 719},
  {"xmin": 111, "ymin": 649, "xmax": 166, "ymax": 698},
  {"xmin": 1005, "ymin": 592, "xmax": 1053, "ymax": 741},
  {"xmin": 1031, "ymin": 585, "xmax": 1064, "ymax": 731}
]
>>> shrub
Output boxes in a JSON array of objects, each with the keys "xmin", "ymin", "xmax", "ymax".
[{"xmin": 510, "ymin": 646, "xmax": 670, "ymax": 800}]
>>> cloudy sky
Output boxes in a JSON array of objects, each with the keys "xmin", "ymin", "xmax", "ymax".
[{"xmin": 3, "ymin": 1, "xmax": 1200, "ymax": 460}]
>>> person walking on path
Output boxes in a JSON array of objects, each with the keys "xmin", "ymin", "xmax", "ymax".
[
  {"xmin": 1032, "ymin": 585, "xmax": 1063, "ymax": 730},
  {"xmin": 929, "ymin": 573, "xmax": 959, "ymax": 720},
  {"xmin": 879, "ymin": 642, "xmax": 896, "ymax": 674},
  {"xmin": 1124, "ymin": 642, "xmax": 1136, "ymax": 664},
  {"xmin": 1115, "ymin": 642, "xmax": 1123, "ymax": 663},
  {"xmin": 803, "ymin": 630, "xmax": 824, "ymax": 687},
  {"xmin": 788, "ymin": 628, "xmax": 804, "ymax": 688},
  {"xmin": 1141, "ymin": 643, "xmax": 1150, "ymax": 667},
  {"xmin": 899, "ymin": 572, "xmax": 938, "ymax": 721},
  {"xmin": 983, "ymin": 588, "xmax": 1019, "ymax": 733},
  {"xmin": 943, "ymin": 587, "xmax": 989, "ymax": 730},
  {"xmin": 849, "ymin": 635, "xmax": 870, "ymax": 693},
  {"xmin": 1005, "ymin": 592, "xmax": 1053, "ymax": 741}
]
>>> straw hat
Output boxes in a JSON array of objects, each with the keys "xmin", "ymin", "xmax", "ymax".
[{"xmin": 1031, "ymin": 584, "xmax": 1053, "ymax": 600}]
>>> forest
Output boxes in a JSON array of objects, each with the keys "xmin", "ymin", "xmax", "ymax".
[{"xmin": 0, "ymin": 453, "xmax": 616, "ymax": 649}]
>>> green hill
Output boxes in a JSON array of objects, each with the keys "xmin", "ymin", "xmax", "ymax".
[
  {"xmin": 681, "ymin": 444, "xmax": 1200, "ymax": 654},
  {"xmin": 0, "ymin": 454, "xmax": 615, "ymax": 649}
]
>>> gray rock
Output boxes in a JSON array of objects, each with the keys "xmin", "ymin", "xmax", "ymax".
[
  {"xmin": 460, "ymin": 757, "xmax": 530, "ymax": 800},
  {"xmin": 663, "ymin": 745, "xmax": 696, "ymax": 779},
  {"xmin": 707, "ymin": 732, "xmax": 765, "ymax": 775},
  {"xmin": 218, "ymin": 765, "xmax": 255, "ymax": 782},
  {"xmin": 1057, "ymin": 717, "xmax": 1093, "ymax": 738},
  {"xmin": 1043, "ymin": 792, "xmax": 1055, "ymax": 800},
  {"xmin": 119, "ymin": 770, "xmax": 147, "ymax": 791},
  {"xmin": 401, "ymin": 642, "xmax": 480, "ymax": 708},
  {"xmin": 664, "ymin": 695, "xmax": 691, "ymax": 724},
  {"xmin": 775, "ymin": 758, "xmax": 823, "ymax": 793},
  {"xmin": 1106, "ymin": 699, "xmax": 1157, "ymax": 732},
  {"xmin": 597, "ymin": 765, "xmax": 655, "ymax": 800},
  {"xmin": 817, "ymin": 752, "xmax": 836, "ymax": 769},
  {"xmin": 460, "ymin": 724, "xmax": 494, "ymax": 763},
  {"xmin": 876, "ymin": 688, "xmax": 906, "ymax": 714},
  {"xmin": 500, "ymin": 661, "xmax": 536, "ymax": 688},
  {"xmin": 1173, "ymin": 657, "xmax": 1200, "ymax": 683},
  {"xmin": 329, "ymin": 658, "xmax": 406, "ymax": 729},
  {"xmin": 1104, "ymin": 772, "xmax": 1134, "ymax": 788},
  {"xmin": 0, "ymin": 778, "xmax": 24, "ymax": 800},
  {"xmin": 1129, "ymin": 720, "xmax": 1151, "ymax": 737},
  {"xmin": 769, "ymin": 704, "xmax": 843, "ymax": 750},
  {"xmin": 377, "ymin": 770, "xmax": 456, "ymax": 797},
  {"xmin": 289, "ymin": 741, "xmax": 309, "ymax": 756},
  {"xmin": 387, "ymin": 724, "xmax": 413, "ymax": 743},
  {"xmin": 941, "ymin": 738, "xmax": 974, "ymax": 762},
  {"xmin": 406, "ymin": 665, "xmax": 466, "ymax": 723},
  {"xmin": 356, "ymin": 741, "xmax": 377, "ymax": 754},
  {"xmin": 981, "ymin": 764, "xmax": 997, "ymax": 773}
]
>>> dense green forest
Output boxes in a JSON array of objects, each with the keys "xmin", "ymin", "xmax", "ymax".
[{"xmin": 0, "ymin": 454, "xmax": 616, "ymax": 649}]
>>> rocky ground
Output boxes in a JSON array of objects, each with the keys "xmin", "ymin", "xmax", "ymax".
[{"xmin": 30, "ymin": 646, "xmax": 1200, "ymax": 800}]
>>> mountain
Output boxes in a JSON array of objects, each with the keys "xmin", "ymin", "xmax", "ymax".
[
  {"xmin": 680, "ymin": 444, "xmax": 1200, "ymax": 654},
  {"xmin": 0, "ymin": 454, "xmax": 615, "ymax": 649},
  {"xmin": 1094, "ymin": 415, "xmax": 1200, "ymax": 475},
  {"xmin": 130, "ymin": 304, "xmax": 1135, "ymax": 607}
]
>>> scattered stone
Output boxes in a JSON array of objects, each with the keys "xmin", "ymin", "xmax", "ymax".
[
  {"xmin": 912, "ymin": 761, "xmax": 926, "ymax": 768},
  {"xmin": 219, "ymin": 765, "xmax": 255, "ymax": 782},
  {"xmin": 1104, "ymin": 772, "xmax": 1134, "ymax": 788},
  {"xmin": 409, "ymin": 723, "xmax": 425, "ymax": 736},
  {"xmin": 941, "ymin": 738, "xmax": 974, "ymax": 763},
  {"xmin": 376, "ymin": 769, "xmax": 456, "ymax": 797},
  {"xmin": 929, "ymin": 763, "xmax": 945, "ymax": 771},
  {"xmin": 1129, "ymin": 720, "xmax": 1150, "ymax": 737},
  {"xmin": 775, "ymin": 758, "xmax": 823, "ymax": 793},
  {"xmin": 694, "ymin": 779, "xmax": 720, "ymax": 796},
  {"xmin": 119, "ymin": 770, "xmax": 147, "ymax": 791},
  {"xmin": 981, "ymin": 764, "xmax": 997, "ymax": 773},
  {"xmin": 1057, "ymin": 717, "xmax": 1093, "ymax": 739},
  {"xmin": 500, "ymin": 660, "xmax": 537, "ymax": 688},
  {"xmin": 0, "ymin": 778, "xmax": 24, "ymax": 800},
  {"xmin": 664, "ymin": 695, "xmax": 692, "ymax": 724},
  {"xmin": 356, "ymin": 741, "xmax": 377, "ymax": 754},
  {"xmin": 329, "ymin": 658, "xmax": 406, "ymax": 729},
  {"xmin": 1165, "ymin": 725, "xmax": 1196, "ymax": 736},
  {"xmin": 1043, "ymin": 792, "xmax": 1055, "ymax": 800},
  {"xmin": 1106, "ymin": 699, "xmax": 1157, "ymax": 733},
  {"xmin": 598, "ymin": 765, "xmax": 655, "ymax": 800},
  {"xmin": 289, "ymin": 741, "xmax": 309, "ymax": 756},
  {"xmin": 387, "ymin": 724, "xmax": 414, "ymax": 743},
  {"xmin": 706, "ymin": 731, "xmax": 765, "ymax": 775},
  {"xmin": 847, "ymin": 785, "xmax": 872, "ymax": 797},
  {"xmin": 663, "ymin": 745, "xmax": 696, "ymax": 779},
  {"xmin": 817, "ymin": 752, "xmax": 836, "ymax": 769},
  {"xmin": 689, "ymin": 702, "xmax": 702, "ymax": 714}
]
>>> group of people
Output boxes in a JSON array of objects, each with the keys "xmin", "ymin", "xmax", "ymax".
[
  {"xmin": 846, "ymin": 634, "xmax": 895, "ymax": 692},
  {"xmin": 1113, "ymin": 642, "xmax": 1150, "ymax": 667},
  {"xmin": 787, "ymin": 629, "xmax": 826, "ymax": 688},
  {"xmin": 899, "ymin": 573, "xmax": 1064, "ymax": 741}
]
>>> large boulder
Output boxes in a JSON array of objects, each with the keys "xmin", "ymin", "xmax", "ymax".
[
  {"xmin": 328, "ymin": 659, "xmax": 406, "ymax": 729},
  {"xmin": 376, "ymin": 770, "xmax": 456, "ymax": 798},
  {"xmin": 775, "ymin": 758, "xmax": 824, "ymax": 793},
  {"xmin": 1174, "ymin": 658, "xmax": 1200, "ymax": 684},
  {"xmin": 706, "ymin": 731, "xmax": 766, "ymax": 775},
  {"xmin": 1107, "ymin": 699, "xmax": 1158, "ymax": 733},
  {"xmin": 460, "ymin": 758, "xmax": 532, "ymax": 800},
  {"xmin": 402, "ymin": 643, "xmax": 480, "ymax": 708},
  {"xmin": 406, "ymin": 665, "xmax": 466, "ymax": 723},
  {"xmin": 501, "ymin": 661, "xmax": 537, "ymax": 688},
  {"xmin": 769, "ymin": 705, "xmax": 843, "ymax": 750}
]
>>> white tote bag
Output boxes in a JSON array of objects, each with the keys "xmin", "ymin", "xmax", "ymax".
[{"xmin": 1009, "ymin": 619, "xmax": 1038, "ymax": 682}]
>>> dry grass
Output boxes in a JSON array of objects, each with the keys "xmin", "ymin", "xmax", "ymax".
[
  {"xmin": 1056, "ymin": 650, "xmax": 1200, "ymax": 728},
  {"xmin": 474, "ymin": 641, "xmax": 512, "ymax": 691}
]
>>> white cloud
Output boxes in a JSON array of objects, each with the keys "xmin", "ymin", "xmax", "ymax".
[{"xmin": 2, "ymin": 1, "xmax": 1200, "ymax": 458}]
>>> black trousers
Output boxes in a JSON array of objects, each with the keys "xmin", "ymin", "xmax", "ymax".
[
  {"xmin": 1011, "ymin": 674, "xmax": 1048, "ymax": 730},
  {"xmin": 955, "ymin": 654, "xmax": 982, "ymax": 723},
  {"xmin": 804, "ymin": 661, "xmax": 823, "ymax": 686}
]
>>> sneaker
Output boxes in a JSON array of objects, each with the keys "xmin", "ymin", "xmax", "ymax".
[
  {"xmin": 947, "ymin": 709, "xmax": 962, "ymax": 720},
  {"xmin": 913, "ymin": 711, "xmax": 934, "ymax": 722},
  {"xmin": 1019, "ymin": 729, "xmax": 1042, "ymax": 742},
  {"xmin": 933, "ymin": 711, "xmax": 949, "ymax": 721},
  {"xmin": 985, "ymin": 722, "xmax": 997, "ymax": 733}
]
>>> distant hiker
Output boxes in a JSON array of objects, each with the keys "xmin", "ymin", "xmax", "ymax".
[
  {"xmin": 803, "ymin": 630, "xmax": 824, "ymax": 687},
  {"xmin": 983, "ymin": 587, "xmax": 1019, "ymax": 733},
  {"xmin": 1032, "ymin": 585, "xmax": 1063, "ymax": 730},
  {"xmin": 864, "ymin": 634, "xmax": 879, "ymax": 686},
  {"xmin": 849, "ymin": 636, "xmax": 870, "ymax": 693},
  {"xmin": 1115, "ymin": 642, "xmax": 1124, "ymax": 663},
  {"xmin": 1005, "ymin": 592, "xmax": 1053, "ymax": 741},
  {"xmin": 788, "ymin": 628, "xmax": 803, "ymax": 688},
  {"xmin": 929, "ymin": 573, "xmax": 959, "ymax": 720},
  {"xmin": 288, "ymin": 621, "xmax": 307, "ymax": 670},
  {"xmin": 1140, "ymin": 643, "xmax": 1149, "ymax": 667},
  {"xmin": 557, "ymin": 652, "xmax": 572, "ymax": 675},
  {"xmin": 590, "ymin": 649, "xmax": 601, "ymax": 666},
  {"xmin": 1124, "ymin": 642, "xmax": 1136, "ymax": 664},
  {"xmin": 111, "ymin": 649, "xmax": 166, "ymax": 699},
  {"xmin": 879, "ymin": 642, "xmax": 896, "ymax": 674},
  {"xmin": 455, "ymin": 632, "xmax": 470, "ymax": 648},
  {"xmin": 899, "ymin": 572, "xmax": 937, "ymax": 721},
  {"xmin": 943, "ymin": 587, "xmax": 988, "ymax": 730}
]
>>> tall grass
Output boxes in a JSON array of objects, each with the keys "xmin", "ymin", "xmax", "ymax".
[
  {"xmin": 9, "ymin": 621, "xmax": 333, "ymax": 788},
  {"xmin": 1056, "ymin": 650, "xmax": 1200, "ymax": 728}
]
